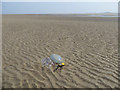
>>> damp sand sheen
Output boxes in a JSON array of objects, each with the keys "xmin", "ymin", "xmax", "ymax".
[{"xmin": 2, "ymin": 15, "xmax": 118, "ymax": 88}]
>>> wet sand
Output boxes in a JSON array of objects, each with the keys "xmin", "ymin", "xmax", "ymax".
[{"xmin": 2, "ymin": 15, "xmax": 118, "ymax": 88}]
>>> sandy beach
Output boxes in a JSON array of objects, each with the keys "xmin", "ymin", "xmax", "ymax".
[{"xmin": 2, "ymin": 15, "xmax": 118, "ymax": 88}]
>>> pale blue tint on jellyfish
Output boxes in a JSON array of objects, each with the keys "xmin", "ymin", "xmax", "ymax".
[{"xmin": 50, "ymin": 54, "xmax": 63, "ymax": 64}]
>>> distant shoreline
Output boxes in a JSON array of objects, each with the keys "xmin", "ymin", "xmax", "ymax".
[
  {"xmin": 2, "ymin": 14, "xmax": 118, "ymax": 22},
  {"xmin": 2, "ymin": 13, "xmax": 118, "ymax": 17}
]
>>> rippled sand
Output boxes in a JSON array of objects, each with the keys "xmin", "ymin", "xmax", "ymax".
[{"xmin": 2, "ymin": 15, "xmax": 118, "ymax": 88}]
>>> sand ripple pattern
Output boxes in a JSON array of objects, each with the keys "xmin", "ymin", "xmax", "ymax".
[{"xmin": 2, "ymin": 15, "xmax": 118, "ymax": 88}]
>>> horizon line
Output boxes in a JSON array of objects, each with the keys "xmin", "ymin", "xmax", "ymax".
[{"xmin": 2, "ymin": 12, "xmax": 118, "ymax": 15}]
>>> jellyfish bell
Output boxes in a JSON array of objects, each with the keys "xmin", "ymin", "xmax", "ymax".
[{"xmin": 50, "ymin": 54, "xmax": 63, "ymax": 64}]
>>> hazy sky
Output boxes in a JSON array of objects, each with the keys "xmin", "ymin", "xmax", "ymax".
[{"xmin": 2, "ymin": 2, "xmax": 118, "ymax": 14}]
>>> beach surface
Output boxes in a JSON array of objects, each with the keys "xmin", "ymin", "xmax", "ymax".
[{"xmin": 2, "ymin": 15, "xmax": 118, "ymax": 88}]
